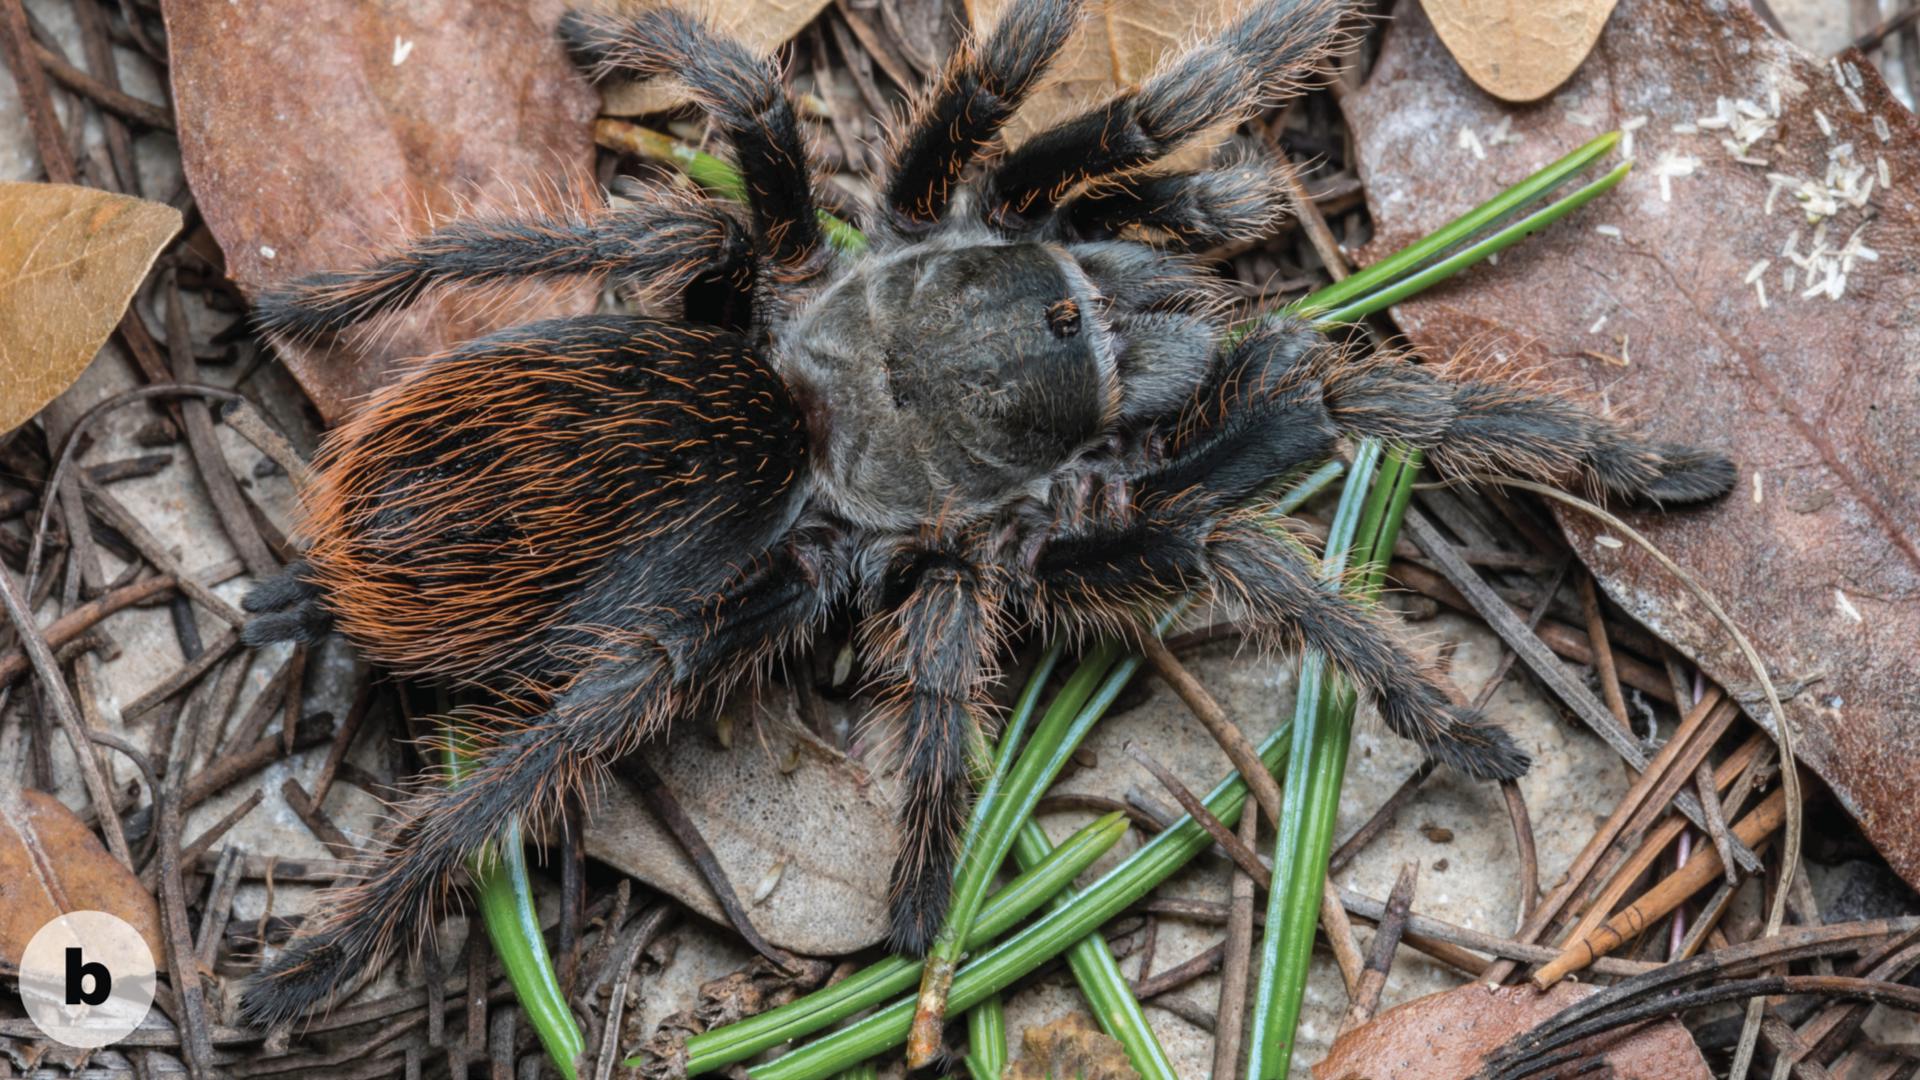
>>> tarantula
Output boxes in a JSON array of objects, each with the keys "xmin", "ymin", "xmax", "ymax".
[{"xmin": 236, "ymin": 0, "xmax": 1733, "ymax": 1023}]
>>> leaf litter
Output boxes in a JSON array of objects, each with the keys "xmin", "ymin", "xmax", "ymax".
[{"xmin": 1346, "ymin": 0, "xmax": 1920, "ymax": 894}]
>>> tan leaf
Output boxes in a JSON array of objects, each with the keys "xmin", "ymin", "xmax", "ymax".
[
  {"xmin": 1314, "ymin": 983, "xmax": 1709, "ymax": 1078},
  {"xmin": 964, "ymin": 0, "xmax": 1253, "ymax": 167},
  {"xmin": 165, "ymin": 0, "xmax": 599, "ymax": 420},
  {"xmin": 0, "ymin": 790, "xmax": 166, "ymax": 975},
  {"xmin": 0, "ymin": 183, "xmax": 179, "ymax": 436},
  {"xmin": 585, "ymin": 709, "xmax": 894, "ymax": 954},
  {"xmin": 1420, "ymin": 0, "xmax": 1619, "ymax": 103},
  {"xmin": 599, "ymin": 0, "xmax": 836, "ymax": 116},
  {"xmin": 1346, "ymin": 1, "xmax": 1920, "ymax": 888},
  {"xmin": 1007, "ymin": 1013, "xmax": 1140, "ymax": 1080}
]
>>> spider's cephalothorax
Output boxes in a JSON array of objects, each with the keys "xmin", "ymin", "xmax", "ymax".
[{"xmin": 237, "ymin": 0, "xmax": 1735, "ymax": 1024}]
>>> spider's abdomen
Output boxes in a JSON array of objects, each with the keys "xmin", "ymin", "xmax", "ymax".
[{"xmin": 298, "ymin": 316, "xmax": 808, "ymax": 695}]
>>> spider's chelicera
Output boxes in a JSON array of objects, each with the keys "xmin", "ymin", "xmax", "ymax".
[{"xmin": 237, "ymin": 0, "xmax": 1734, "ymax": 1024}]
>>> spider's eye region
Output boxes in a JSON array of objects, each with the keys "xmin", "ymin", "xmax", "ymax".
[{"xmin": 1046, "ymin": 298, "xmax": 1081, "ymax": 339}]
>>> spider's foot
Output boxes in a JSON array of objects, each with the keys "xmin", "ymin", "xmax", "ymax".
[
  {"xmin": 886, "ymin": 856, "xmax": 954, "ymax": 957},
  {"xmin": 1636, "ymin": 443, "xmax": 1737, "ymax": 505},
  {"xmin": 237, "ymin": 926, "xmax": 357, "ymax": 1029},
  {"xmin": 241, "ymin": 561, "xmax": 334, "ymax": 647},
  {"xmin": 1424, "ymin": 706, "xmax": 1531, "ymax": 781}
]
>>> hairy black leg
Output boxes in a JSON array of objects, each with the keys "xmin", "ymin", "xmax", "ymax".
[
  {"xmin": 560, "ymin": 8, "xmax": 822, "ymax": 274},
  {"xmin": 1235, "ymin": 318, "xmax": 1737, "ymax": 505},
  {"xmin": 985, "ymin": 0, "xmax": 1351, "ymax": 227},
  {"xmin": 255, "ymin": 192, "xmax": 750, "ymax": 338},
  {"xmin": 1063, "ymin": 158, "xmax": 1286, "ymax": 249},
  {"xmin": 882, "ymin": 0, "xmax": 1081, "ymax": 231},
  {"xmin": 1029, "ymin": 512, "xmax": 1528, "ymax": 781},
  {"xmin": 1131, "ymin": 321, "xmax": 1342, "ymax": 507},
  {"xmin": 237, "ymin": 652, "xmax": 674, "ymax": 1027},
  {"xmin": 239, "ymin": 538, "xmax": 844, "ymax": 1025},
  {"xmin": 1071, "ymin": 240, "xmax": 1221, "ymax": 311},
  {"xmin": 863, "ymin": 548, "xmax": 1004, "ymax": 954}
]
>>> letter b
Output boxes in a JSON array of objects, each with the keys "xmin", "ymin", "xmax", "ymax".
[{"xmin": 65, "ymin": 948, "xmax": 111, "ymax": 1006}]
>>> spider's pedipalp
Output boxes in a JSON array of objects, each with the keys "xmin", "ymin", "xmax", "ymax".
[
  {"xmin": 862, "ymin": 548, "xmax": 1004, "ymax": 954},
  {"xmin": 1064, "ymin": 156, "xmax": 1289, "ymax": 250},
  {"xmin": 985, "ymin": 0, "xmax": 1352, "ymax": 227},
  {"xmin": 883, "ymin": 0, "xmax": 1082, "ymax": 232},
  {"xmin": 254, "ymin": 195, "xmax": 750, "ymax": 339},
  {"xmin": 559, "ymin": 8, "xmax": 822, "ymax": 274}
]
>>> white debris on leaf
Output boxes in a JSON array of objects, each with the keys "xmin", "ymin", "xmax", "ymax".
[
  {"xmin": 1653, "ymin": 151, "xmax": 1699, "ymax": 202},
  {"xmin": 1835, "ymin": 589, "xmax": 1863, "ymax": 624},
  {"xmin": 1620, "ymin": 114, "xmax": 1647, "ymax": 159}
]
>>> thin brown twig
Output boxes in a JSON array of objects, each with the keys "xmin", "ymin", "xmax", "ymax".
[
  {"xmin": 1210, "ymin": 805, "xmax": 1259, "ymax": 1080},
  {"xmin": 0, "ymin": 564, "xmax": 134, "ymax": 866},
  {"xmin": 156, "ymin": 759, "xmax": 217, "ymax": 1076},
  {"xmin": 1577, "ymin": 574, "xmax": 1632, "ymax": 732},
  {"xmin": 621, "ymin": 754, "xmax": 791, "ymax": 969},
  {"xmin": 1500, "ymin": 780, "xmax": 1539, "ymax": 926},
  {"xmin": 1694, "ymin": 757, "xmax": 1740, "ymax": 889},
  {"xmin": 1132, "ymin": 941, "xmax": 1224, "ymax": 999},
  {"xmin": 1126, "ymin": 742, "xmax": 1267, "ymax": 881},
  {"xmin": 1341, "ymin": 862, "xmax": 1417, "ymax": 1033},
  {"xmin": 282, "ymin": 777, "xmax": 362, "ymax": 861},
  {"xmin": 0, "ymin": 0, "xmax": 76, "ymax": 183},
  {"xmin": 1328, "ymin": 760, "xmax": 1433, "ymax": 874}
]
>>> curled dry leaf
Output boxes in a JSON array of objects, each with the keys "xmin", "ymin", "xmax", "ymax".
[
  {"xmin": 964, "ymin": 0, "xmax": 1252, "ymax": 166},
  {"xmin": 1313, "ymin": 982, "xmax": 1709, "ymax": 1079},
  {"xmin": 0, "ymin": 790, "xmax": 166, "ymax": 974},
  {"xmin": 1008, "ymin": 1013, "xmax": 1141, "ymax": 1080},
  {"xmin": 165, "ymin": 0, "xmax": 599, "ymax": 420},
  {"xmin": 1421, "ymin": 0, "xmax": 1620, "ymax": 103},
  {"xmin": 0, "ymin": 183, "xmax": 179, "ymax": 436},
  {"xmin": 1345, "ymin": 1, "xmax": 1920, "ymax": 886},
  {"xmin": 598, "ymin": 0, "xmax": 836, "ymax": 116},
  {"xmin": 586, "ymin": 709, "xmax": 893, "ymax": 954}
]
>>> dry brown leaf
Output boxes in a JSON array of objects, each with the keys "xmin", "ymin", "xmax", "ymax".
[
  {"xmin": 166, "ymin": 0, "xmax": 599, "ymax": 420},
  {"xmin": 1345, "ymin": 2, "xmax": 1920, "ymax": 886},
  {"xmin": 585, "ymin": 710, "xmax": 893, "ymax": 954},
  {"xmin": 1313, "ymin": 982, "xmax": 1709, "ymax": 1079},
  {"xmin": 1008, "ymin": 1013, "xmax": 1140, "ymax": 1080},
  {"xmin": 0, "ymin": 790, "xmax": 166, "ymax": 975},
  {"xmin": 599, "ymin": 0, "xmax": 836, "ymax": 116},
  {"xmin": 965, "ymin": 0, "xmax": 1250, "ymax": 166},
  {"xmin": 0, "ymin": 183, "xmax": 179, "ymax": 436},
  {"xmin": 1421, "ymin": 0, "xmax": 1619, "ymax": 103}
]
